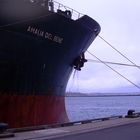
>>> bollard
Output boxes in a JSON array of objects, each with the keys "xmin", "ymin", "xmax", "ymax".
[
  {"xmin": 125, "ymin": 109, "xmax": 138, "ymax": 118},
  {"xmin": 0, "ymin": 123, "xmax": 14, "ymax": 138},
  {"xmin": 127, "ymin": 110, "xmax": 135, "ymax": 116},
  {"xmin": 0, "ymin": 123, "xmax": 8, "ymax": 133}
]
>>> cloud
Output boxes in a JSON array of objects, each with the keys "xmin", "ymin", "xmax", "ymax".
[{"xmin": 57, "ymin": 0, "xmax": 140, "ymax": 93}]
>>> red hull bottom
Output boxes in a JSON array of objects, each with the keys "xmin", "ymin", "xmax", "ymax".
[{"xmin": 0, "ymin": 95, "xmax": 69, "ymax": 128}]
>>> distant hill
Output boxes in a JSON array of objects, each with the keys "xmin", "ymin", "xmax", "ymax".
[
  {"xmin": 65, "ymin": 92, "xmax": 140, "ymax": 97},
  {"xmin": 65, "ymin": 92, "xmax": 87, "ymax": 97}
]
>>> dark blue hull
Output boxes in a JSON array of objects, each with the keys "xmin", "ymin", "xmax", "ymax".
[{"xmin": 0, "ymin": 0, "xmax": 101, "ymax": 128}]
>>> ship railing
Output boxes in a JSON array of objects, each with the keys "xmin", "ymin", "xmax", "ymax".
[
  {"xmin": 51, "ymin": 1, "xmax": 84, "ymax": 20},
  {"xmin": 30, "ymin": 0, "xmax": 84, "ymax": 20}
]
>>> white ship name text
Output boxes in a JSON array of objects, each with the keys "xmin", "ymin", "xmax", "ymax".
[{"xmin": 27, "ymin": 26, "xmax": 63, "ymax": 44}]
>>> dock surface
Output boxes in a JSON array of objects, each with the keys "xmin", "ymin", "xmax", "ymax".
[
  {"xmin": 1, "ymin": 117, "xmax": 140, "ymax": 140},
  {"xmin": 52, "ymin": 120, "xmax": 140, "ymax": 140}
]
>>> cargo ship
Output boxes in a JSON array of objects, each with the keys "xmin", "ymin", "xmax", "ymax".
[{"xmin": 0, "ymin": 0, "xmax": 101, "ymax": 128}]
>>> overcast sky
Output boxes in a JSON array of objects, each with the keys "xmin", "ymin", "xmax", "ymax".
[{"xmin": 56, "ymin": 0, "xmax": 140, "ymax": 94}]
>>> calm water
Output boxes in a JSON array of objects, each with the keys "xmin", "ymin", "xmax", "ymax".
[{"xmin": 65, "ymin": 96, "xmax": 140, "ymax": 121}]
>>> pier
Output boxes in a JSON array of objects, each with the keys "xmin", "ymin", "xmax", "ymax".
[{"xmin": 1, "ymin": 111, "xmax": 140, "ymax": 140}]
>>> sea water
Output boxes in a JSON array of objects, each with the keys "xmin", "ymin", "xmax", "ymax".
[{"xmin": 65, "ymin": 96, "xmax": 140, "ymax": 121}]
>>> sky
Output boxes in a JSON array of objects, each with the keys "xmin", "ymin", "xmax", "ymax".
[{"xmin": 56, "ymin": 0, "xmax": 140, "ymax": 94}]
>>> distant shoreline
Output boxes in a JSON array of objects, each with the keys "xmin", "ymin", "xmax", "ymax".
[{"xmin": 65, "ymin": 94, "xmax": 140, "ymax": 97}]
